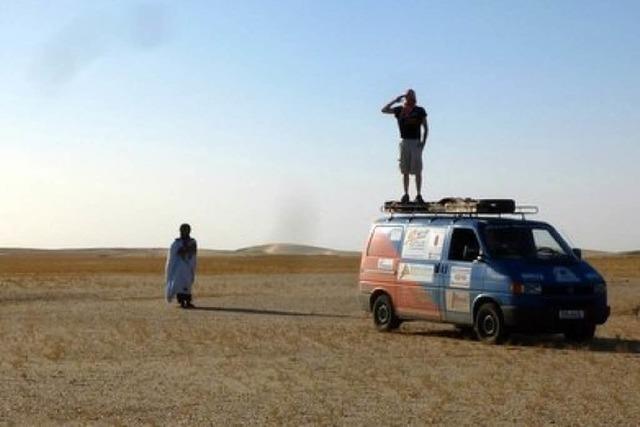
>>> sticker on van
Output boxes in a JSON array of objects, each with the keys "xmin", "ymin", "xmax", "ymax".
[
  {"xmin": 389, "ymin": 228, "xmax": 403, "ymax": 242},
  {"xmin": 446, "ymin": 290, "xmax": 470, "ymax": 312},
  {"xmin": 402, "ymin": 227, "xmax": 445, "ymax": 260},
  {"xmin": 398, "ymin": 263, "xmax": 435, "ymax": 283},
  {"xmin": 522, "ymin": 273, "xmax": 544, "ymax": 281},
  {"xmin": 377, "ymin": 258, "xmax": 394, "ymax": 271},
  {"xmin": 450, "ymin": 266, "xmax": 472, "ymax": 288}
]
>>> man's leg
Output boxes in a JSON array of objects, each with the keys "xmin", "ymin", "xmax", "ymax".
[
  {"xmin": 185, "ymin": 293, "xmax": 194, "ymax": 309},
  {"xmin": 399, "ymin": 140, "xmax": 410, "ymax": 202},
  {"xmin": 413, "ymin": 142, "xmax": 424, "ymax": 203}
]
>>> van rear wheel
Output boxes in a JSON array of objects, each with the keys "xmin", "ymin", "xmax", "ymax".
[
  {"xmin": 372, "ymin": 294, "xmax": 400, "ymax": 332},
  {"xmin": 474, "ymin": 302, "xmax": 506, "ymax": 344}
]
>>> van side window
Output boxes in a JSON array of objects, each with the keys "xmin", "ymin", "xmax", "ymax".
[
  {"xmin": 367, "ymin": 226, "xmax": 403, "ymax": 257},
  {"xmin": 448, "ymin": 228, "xmax": 480, "ymax": 262}
]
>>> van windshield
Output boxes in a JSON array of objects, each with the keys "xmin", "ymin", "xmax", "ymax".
[{"xmin": 482, "ymin": 225, "xmax": 572, "ymax": 260}]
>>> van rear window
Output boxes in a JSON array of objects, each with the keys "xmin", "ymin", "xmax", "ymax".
[{"xmin": 367, "ymin": 227, "xmax": 402, "ymax": 257}]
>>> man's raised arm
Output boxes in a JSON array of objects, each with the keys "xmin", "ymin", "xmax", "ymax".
[{"xmin": 381, "ymin": 95, "xmax": 404, "ymax": 114}]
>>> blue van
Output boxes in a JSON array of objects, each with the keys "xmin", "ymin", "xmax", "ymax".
[{"xmin": 358, "ymin": 199, "xmax": 610, "ymax": 343}]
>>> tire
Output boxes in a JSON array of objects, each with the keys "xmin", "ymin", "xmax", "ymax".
[
  {"xmin": 474, "ymin": 302, "xmax": 507, "ymax": 344},
  {"xmin": 564, "ymin": 323, "xmax": 596, "ymax": 342},
  {"xmin": 372, "ymin": 294, "xmax": 400, "ymax": 332}
]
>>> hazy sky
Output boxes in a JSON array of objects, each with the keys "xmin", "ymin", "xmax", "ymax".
[{"xmin": 1, "ymin": 1, "xmax": 639, "ymax": 251}]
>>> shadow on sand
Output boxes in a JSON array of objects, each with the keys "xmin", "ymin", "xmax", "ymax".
[
  {"xmin": 191, "ymin": 305, "xmax": 359, "ymax": 320},
  {"xmin": 188, "ymin": 306, "xmax": 640, "ymax": 354},
  {"xmin": 401, "ymin": 328, "xmax": 640, "ymax": 354}
]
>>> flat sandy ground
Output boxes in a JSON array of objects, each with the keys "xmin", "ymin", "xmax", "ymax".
[{"xmin": 1, "ymin": 252, "xmax": 639, "ymax": 425}]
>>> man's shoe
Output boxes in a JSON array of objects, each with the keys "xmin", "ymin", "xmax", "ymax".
[
  {"xmin": 400, "ymin": 194, "xmax": 410, "ymax": 203},
  {"xmin": 414, "ymin": 194, "xmax": 425, "ymax": 204}
]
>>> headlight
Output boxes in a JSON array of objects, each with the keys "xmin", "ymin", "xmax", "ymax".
[
  {"xmin": 511, "ymin": 282, "xmax": 542, "ymax": 295},
  {"xmin": 594, "ymin": 283, "xmax": 606, "ymax": 294}
]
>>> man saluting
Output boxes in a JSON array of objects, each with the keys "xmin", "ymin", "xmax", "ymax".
[{"xmin": 381, "ymin": 89, "xmax": 429, "ymax": 203}]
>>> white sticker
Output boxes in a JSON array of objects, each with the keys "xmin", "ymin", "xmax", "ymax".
[
  {"xmin": 522, "ymin": 273, "xmax": 544, "ymax": 282},
  {"xmin": 450, "ymin": 266, "xmax": 472, "ymax": 288},
  {"xmin": 554, "ymin": 267, "xmax": 579, "ymax": 283},
  {"xmin": 402, "ymin": 227, "xmax": 445, "ymax": 260},
  {"xmin": 445, "ymin": 290, "xmax": 470, "ymax": 313},
  {"xmin": 377, "ymin": 258, "xmax": 394, "ymax": 271},
  {"xmin": 398, "ymin": 263, "xmax": 435, "ymax": 283},
  {"xmin": 427, "ymin": 229, "xmax": 446, "ymax": 260},
  {"xmin": 389, "ymin": 228, "xmax": 403, "ymax": 242}
]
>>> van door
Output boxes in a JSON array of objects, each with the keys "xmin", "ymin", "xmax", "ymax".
[
  {"xmin": 397, "ymin": 225, "xmax": 447, "ymax": 320},
  {"xmin": 440, "ymin": 227, "xmax": 486, "ymax": 324},
  {"xmin": 360, "ymin": 226, "xmax": 404, "ymax": 301}
]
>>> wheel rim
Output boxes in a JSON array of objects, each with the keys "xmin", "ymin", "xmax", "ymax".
[
  {"xmin": 376, "ymin": 304, "xmax": 389, "ymax": 324},
  {"xmin": 481, "ymin": 314, "xmax": 496, "ymax": 336}
]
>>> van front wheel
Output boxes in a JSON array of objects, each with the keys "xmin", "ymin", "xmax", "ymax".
[
  {"xmin": 474, "ymin": 302, "xmax": 506, "ymax": 344},
  {"xmin": 372, "ymin": 294, "xmax": 400, "ymax": 332}
]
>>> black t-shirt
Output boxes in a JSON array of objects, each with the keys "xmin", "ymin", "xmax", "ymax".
[{"xmin": 393, "ymin": 105, "xmax": 427, "ymax": 139}]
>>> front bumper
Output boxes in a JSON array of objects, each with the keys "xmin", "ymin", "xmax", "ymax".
[{"xmin": 502, "ymin": 304, "xmax": 610, "ymax": 332}]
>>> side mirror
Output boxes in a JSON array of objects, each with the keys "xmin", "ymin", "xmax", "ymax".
[
  {"xmin": 572, "ymin": 248, "xmax": 582, "ymax": 259},
  {"xmin": 463, "ymin": 245, "xmax": 480, "ymax": 262}
]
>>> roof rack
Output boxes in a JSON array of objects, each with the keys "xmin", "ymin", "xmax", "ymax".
[{"xmin": 382, "ymin": 198, "xmax": 538, "ymax": 220}]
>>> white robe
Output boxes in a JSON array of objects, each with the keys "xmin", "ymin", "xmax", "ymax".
[{"xmin": 165, "ymin": 238, "xmax": 197, "ymax": 303}]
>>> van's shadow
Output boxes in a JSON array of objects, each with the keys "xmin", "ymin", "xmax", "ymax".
[
  {"xmin": 401, "ymin": 329, "xmax": 640, "ymax": 354},
  {"xmin": 192, "ymin": 306, "xmax": 357, "ymax": 319}
]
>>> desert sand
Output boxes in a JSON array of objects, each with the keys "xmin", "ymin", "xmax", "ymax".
[{"xmin": 1, "ymin": 249, "xmax": 639, "ymax": 425}]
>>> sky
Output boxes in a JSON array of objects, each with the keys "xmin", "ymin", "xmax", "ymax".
[{"xmin": 1, "ymin": 0, "xmax": 639, "ymax": 251}]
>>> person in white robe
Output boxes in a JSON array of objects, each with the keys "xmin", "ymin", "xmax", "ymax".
[{"xmin": 165, "ymin": 223, "xmax": 198, "ymax": 308}]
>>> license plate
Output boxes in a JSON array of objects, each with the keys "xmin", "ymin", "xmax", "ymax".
[{"xmin": 559, "ymin": 309, "xmax": 584, "ymax": 320}]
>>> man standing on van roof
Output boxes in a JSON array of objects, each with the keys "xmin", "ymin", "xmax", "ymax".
[{"xmin": 381, "ymin": 89, "xmax": 429, "ymax": 203}]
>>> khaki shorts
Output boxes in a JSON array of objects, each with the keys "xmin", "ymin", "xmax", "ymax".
[{"xmin": 398, "ymin": 139, "xmax": 423, "ymax": 175}]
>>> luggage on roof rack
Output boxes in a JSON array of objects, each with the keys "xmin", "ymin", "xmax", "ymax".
[{"xmin": 383, "ymin": 197, "xmax": 527, "ymax": 215}]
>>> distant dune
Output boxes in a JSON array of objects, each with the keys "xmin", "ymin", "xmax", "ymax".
[
  {"xmin": 583, "ymin": 250, "xmax": 640, "ymax": 258},
  {"xmin": 582, "ymin": 250, "xmax": 613, "ymax": 258},
  {"xmin": 235, "ymin": 243, "xmax": 359, "ymax": 257},
  {"xmin": 0, "ymin": 247, "xmax": 230, "ymax": 257},
  {"xmin": 0, "ymin": 244, "xmax": 359, "ymax": 257},
  {"xmin": 621, "ymin": 250, "xmax": 640, "ymax": 256}
]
